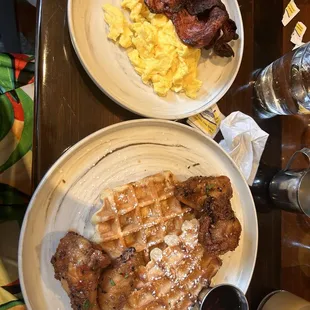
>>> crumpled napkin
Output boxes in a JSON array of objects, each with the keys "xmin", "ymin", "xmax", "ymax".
[{"xmin": 219, "ymin": 111, "xmax": 269, "ymax": 186}]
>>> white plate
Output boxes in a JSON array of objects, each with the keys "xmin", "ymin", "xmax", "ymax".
[
  {"xmin": 19, "ymin": 120, "xmax": 257, "ymax": 310},
  {"xmin": 67, "ymin": 0, "xmax": 244, "ymax": 119}
]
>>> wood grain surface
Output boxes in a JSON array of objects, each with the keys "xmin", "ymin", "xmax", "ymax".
[
  {"xmin": 34, "ymin": 0, "xmax": 310, "ymax": 307},
  {"xmin": 281, "ymin": 0, "xmax": 310, "ymax": 301}
]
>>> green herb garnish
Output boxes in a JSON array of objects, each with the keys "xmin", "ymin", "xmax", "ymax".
[
  {"xmin": 206, "ymin": 184, "xmax": 215, "ymax": 194},
  {"xmin": 109, "ymin": 278, "xmax": 116, "ymax": 286},
  {"xmin": 83, "ymin": 300, "xmax": 90, "ymax": 309},
  {"xmin": 124, "ymin": 273, "xmax": 129, "ymax": 279}
]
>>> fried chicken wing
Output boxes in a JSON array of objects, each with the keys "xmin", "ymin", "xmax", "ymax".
[
  {"xmin": 174, "ymin": 175, "xmax": 233, "ymax": 212},
  {"xmin": 175, "ymin": 175, "xmax": 241, "ymax": 256},
  {"xmin": 198, "ymin": 214, "xmax": 242, "ymax": 255},
  {"xmin": 51, "ymin": 232, "xmax": 111, "ymax": 310},
  {"xmin": 98, "ymin": 248, "xmax": 146, "ymax": 310}
]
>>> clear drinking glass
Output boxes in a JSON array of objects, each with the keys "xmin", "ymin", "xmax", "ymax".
[{"xmin": 254, "ymin": 42, "xmax": 310, "ymax": 118}]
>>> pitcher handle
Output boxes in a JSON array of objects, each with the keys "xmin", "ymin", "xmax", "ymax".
[{"xmin": 284, "ymin": 148, "xmax": 310, "ymax": 171}]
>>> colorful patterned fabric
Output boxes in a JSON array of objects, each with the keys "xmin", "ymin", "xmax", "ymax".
[{"xmin": 0, "ymin": 53, "xmax": 34, "ymax": 310}]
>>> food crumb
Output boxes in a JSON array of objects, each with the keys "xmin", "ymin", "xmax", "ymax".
[{"xmin": 187, "ymin": 163, "xmax": 200, "ymax": 169}]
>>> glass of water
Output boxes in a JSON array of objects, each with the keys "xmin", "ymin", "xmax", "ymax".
[{"xmin": 254, "ymin": 42, "xmax": 310, "ymax": 118}]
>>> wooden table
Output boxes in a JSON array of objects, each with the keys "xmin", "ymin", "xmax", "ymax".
[{"xmin": 34, "ymin": 0, "xmax": 310, "ymax": 307}]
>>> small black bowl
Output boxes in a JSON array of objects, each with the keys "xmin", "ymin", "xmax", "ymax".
[{"xmin": 199, "ymin": 284, "xmax": 249, "ymax": 310}]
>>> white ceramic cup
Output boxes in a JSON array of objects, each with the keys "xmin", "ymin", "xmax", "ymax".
[{"xmin": 258, "ymin": 290, "xmax": 310, "ymax": 310}]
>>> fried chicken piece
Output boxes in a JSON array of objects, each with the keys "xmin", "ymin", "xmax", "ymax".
[
  {"xmin": 198, "ymin": 214, "xmax": 242, "ymax": 255},
  {"xmin": 175, "ymin": 175, "xmax": 241, "ymax": 255},
  {"xmin": 175, "ymin": 175, "xmax": 233, "ymax": 212},
  {"xmin": 171, "ymin": 7, "xmax": 228, "ymax": 49},
  {"xmin": 98, "ymin": 248, "xmax": 146, "ymax": 310},
  {"xmin": 144, "ymin": 0, "xmax": 184, "ymax": 13},
  {"xmin": 186, "ymin": 0, "xmax": 225, "ymax": 16},
  {"xmin": 51, "ymin": 231, "xmax": 111, "ymax": 310},
  {"xmin": 213, "ymin": 19, "xmax": 238, "ymax": 57}
]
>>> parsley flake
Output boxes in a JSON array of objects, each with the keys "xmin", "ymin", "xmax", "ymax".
[
  {"xmin": 83, "ymin": 300, "xmax": 90, "ymax": 309},
  {"xmin": 206, "ymin": 184, "xmax": 215, "ymax": 194}
]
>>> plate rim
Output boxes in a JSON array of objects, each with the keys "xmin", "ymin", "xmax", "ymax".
[
  {"xmin": 18, "ymin": 119, "xmax": 258, "ymax": 309},
  {"xmin": 67, "ymin": 0, "xmax": 244, "ymax": 120}
]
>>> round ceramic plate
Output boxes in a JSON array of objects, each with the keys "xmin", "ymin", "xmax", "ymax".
[
  {"xmin": 67, "ymin": 0, "xmax": 244, "ymax": 119},
  {"xmin": 19, "ymin": 120, "xmax": 257, "ymax": 309}
]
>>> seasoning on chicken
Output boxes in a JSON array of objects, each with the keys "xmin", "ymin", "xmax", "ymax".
[
  {"xmin": 175, "ymin": 175, "xmax": 241, "ymax": 256},
  {"xmin": 143, "ymin": 0, "xmax": 237, "ymax": 55},
  {"xmin": 198, "ymin": 214, "xmax": 242, "ymax": 255},
  {"xmin": 51, "ymin": 231, "xmax": 111, "ymax": 310},
  {"xmin": 174, "ymin": 175, "xmax": 233, "ymax": 212}
]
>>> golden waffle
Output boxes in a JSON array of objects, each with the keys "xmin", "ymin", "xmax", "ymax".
[
  {"xmin": 91, "ymin": 171, "xmax": 193, "ymax": 260},
  {"xmin": 124, "ymin": 219, "xmax": 222, "ymax": 310}
]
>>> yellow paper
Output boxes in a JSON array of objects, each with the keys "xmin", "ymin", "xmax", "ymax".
[
  {"xmin": 282, "ymin": 0, "xmax": 300, "ymax": 26},
  {"xmin": 291, "ymin": 21, "xmax": 307, "ymax": 47},
  {"xmin": 187, "ymin": 104, "xmax": 225, "ymax": 138},
  {"xmin": 298, "ymin": 104, "xmax": 310, "ymax": 115}
]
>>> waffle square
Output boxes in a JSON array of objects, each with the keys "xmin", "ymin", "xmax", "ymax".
[{"xmin": 91, "ymin": 171, "xmax": 192, "ymax": 260}]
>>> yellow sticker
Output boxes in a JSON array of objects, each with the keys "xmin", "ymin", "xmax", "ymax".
[
  {"xmin": 291, "ymin": 21, "xmax": 307, "ymax": 46},
  {"xmin": 187, "ymin": 104, "xmax": 225, "ymax": 138},
  {"xmin": 298, "ymin": 104, "xmax": 310, "ymax": 115},
  {"xmin": 282, "ymin": 0, "xmax": 300, "ymax": 26}
]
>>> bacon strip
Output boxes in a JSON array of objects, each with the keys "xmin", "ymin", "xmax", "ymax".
[
  {"xmin": 143, "ymin": 0, "xmax": 238, "ymax": 57},
  {"xmin": 213, "ymin": 19, "xmax": 238, "ymax": 57},
  {"xmin": 145, "ymin": 0, "xmax": 184, "ymax": 13},
  {"xmin": 171, "ymin": 7, "xmax": 229, "ymax": 49},
  {"xmin": 185, "ymin": 0, "xmax": 225, "ymax": 15}
]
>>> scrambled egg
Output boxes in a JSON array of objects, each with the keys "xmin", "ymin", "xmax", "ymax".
[{"xmin": 103, "ymin": 0, "xmax": 202, "ymax": 99}]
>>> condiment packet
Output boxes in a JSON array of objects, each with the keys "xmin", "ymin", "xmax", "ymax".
[
  {"xmin": 282, "ymin": 0, "xmax": 300, "ymax": 26},
  {"xmin": 187, "ymin": 104, "xmax": 225, "ymax": 138},
  {"xmin": 219, "ymin": 112, "xmax": 269, "ymax": 186},
  {"xmin": 291, "ymin": 21, "xmax": 307, "ymax": 47},
  {"xmin": 299, "ymin": 104, "xmax": 310, "ymax": 115}
]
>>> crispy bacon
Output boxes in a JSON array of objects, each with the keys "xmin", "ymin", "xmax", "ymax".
[
  {"xmin": 51, "ymin": 232, "xmax": 111, "ymax": 310},
  {"xmin": 144, "ymin": 0, "xmax": 238, "ymax": 56},
  {"xmin": 213, "ymin": 19, "xmax": 238, "ymax": 57},
  {"xmin": 186, "ymin": 0, "xmax": 225, "ymax": 15},
  {"xmin": 144, "ymin": 0, "xmax": 184, "ymax": 13},
  {"xmin": 171, "ymin": 7, "xmax": 228, "ymax": 49}
]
